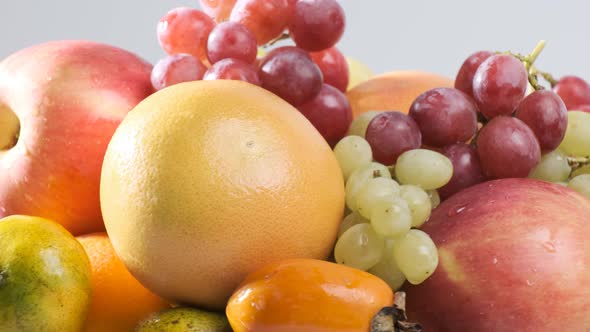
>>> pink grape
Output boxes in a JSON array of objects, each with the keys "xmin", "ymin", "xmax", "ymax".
[
  {"xmin": 553, "ymin": 75, "xmax": 590, "ymax": 110},
  {"xmin": 203, "ymin": 58, "xmax": 261, "ymax": 85},
  {"xmin": 365, "ymin": 112, "xmax": 422, "ymax": 165},
  {"xmin": 297, "ymin": 84, "xmax": 352, "ymax": 146},
  {"xmin": 409, "ymin": 88, "xmax": 478, "ymax": 147},
  {"xmin": 289, "ymin": 0, "xmax": 345, "ymax": 52},
  {"xmin": 157, "ymin": 7, "xmax": 215, "ymax": 62},
  {"xmin": 438, "ymin": 143, "xmax": 484, "ymax": 199},
  {"xmin": 230, "ymin": 0, "xmax": 292, "ymax": 45},
  {"xmin": 151, "ymin": 54, "xmax": 207, "ymax": 91},
  {"xmin": 477, "ymin": 116, "xmax": 541, "ymax": 179},
  {"xmin": 199, "ymin": 0, "xmax": 237, "ymax": 22},
  {"xmin": 258, "ymin": 46, "xmax": 323, "ymax": 106},
  {"xmin": 455, "ymin": 50, "xmax": 494, "ymax": 98},
  {"xmin": 514, "ymin": 90, "xmax": 568, "ymax": 152},
  {"xmin": 472, "ymin": 54, "xmax": 528, "ymax": 119},
  {"xmin": 310, "ymin": 47, "xmax": 349, "ymax": 92},
  {"xmin": 207, "ymin": 21, "xmax": 257, "ymax": 64}
]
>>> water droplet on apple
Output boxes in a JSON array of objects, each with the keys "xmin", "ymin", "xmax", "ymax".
[
  {"xmin": 447, "ymin": 203, "xmax": 469, "ymax": 217},
  {"xmin": 0, "ymin": 206, "xmax": 6, "ymax": 214},
  {"xmin": 526, "ymin": 279, "xmax": 535, "ymax": 286},
  {"xmin": 24, "ymin": 193, "xmax": 33, "ymax": 202},
  {"xmin": 543, "ymin": 241, "xmax": 556, "ymax": 253},
  {"xmin": 492, "ymin": 257, "xmax": 498, "ymax": 265}
]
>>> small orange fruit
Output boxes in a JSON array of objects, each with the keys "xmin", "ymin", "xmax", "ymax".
[
  {"xmin": 347, "ymin": 70, "xmax": 454, "ymax": 118},
  {"xmin": 226, "ymin": 259, "xmax": 394, "ymax": 332},
  {"xmin": 76, "ymin": 232, "xmax": 169, "ymax": 332},
  {"xmin": 100, "ymin": 80, "xmax": 345, "ymax": 310}
]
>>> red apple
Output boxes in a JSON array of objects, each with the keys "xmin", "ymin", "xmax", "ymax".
[
  {"xmin": 405, "ymin": 178, "xmax": 590, "ymax": 331},
  {"xmin": 0, "ymin": 41, "xmax": 153, "ymax": 235}
]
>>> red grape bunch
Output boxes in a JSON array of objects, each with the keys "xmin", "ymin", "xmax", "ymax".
[{"xmin": 152, "ymin": 0, "xmax": 353, "ymax": 146}]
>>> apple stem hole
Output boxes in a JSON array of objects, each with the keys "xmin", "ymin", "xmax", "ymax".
[{"xmin": 0, "ymin": 103, "xmax": 20, "ymax": 151}]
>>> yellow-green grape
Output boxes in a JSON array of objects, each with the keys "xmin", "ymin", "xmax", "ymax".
[
  {"xmin": 338, "ymin": 211, "xmax": 369, "ymax": 238},
  {"xmin": 370, "ymin": 197, "xmax": 412, "ymax": 238},
  {"xmin": 393, "ymin": 229, "xmax": 439, "ymax": 285},
  {"xmin": 368, "ymin": 239, "xmax": 406, "ymax": 291},
  {"xmin": 395, "ymin": 149, "xmax": 454, "ymax": 190},
  {"xmin": 333, "ymin": 135, "xmax": 373, "ymax": 180},
  {"xmin": 399, "ymin": 185, "xmax": 432, "ymax": 228},
  {"xmin": 427, "ymin": 190, "xmax": 440, "ymax": 209},
  {"xmin": 334, "ymin": 223, "xmax": 384, "ymax": 271},
  {"xmin": 529, "ymin": 150, "xmax": 571, "ymax": 183},
  {"xmin": 568, "ymin": 174, "xmax": 590, "ymax": 198},
  {"xmin": 559, "ymin": 111, "xmax": 590, "ymax": 157},
  {"xmin": 346, "ymin": 57, "xmax": 374, "ymax": 90},
  {"xmin": 345, "ymin": 162, "xmax": 391, "ymax": 211},
  {"xmin": 356, "ymin": 177, "xmax": 401, "ymax": 219},
  {"xmin": 572, "ymin": 164, "xmax": 590, "ymax": 178},
  {"xmin": 347, "ymin": 111, "xmax": 381, "ymax": 138}
]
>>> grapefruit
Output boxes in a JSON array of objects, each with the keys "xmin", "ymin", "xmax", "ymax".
[
  {"xmin": 100, "ymin": 80, "xmax": 345, "ymax": 310},
  {"xmin": 347, "ymin": 70, "xmax": 454, "ymax": 117}
]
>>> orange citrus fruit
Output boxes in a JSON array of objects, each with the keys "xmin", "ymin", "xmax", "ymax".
[
  {"xmin": 76, "ymin": 232, "xmax": 169, "ymax": 332},
  {"xmin": 347, "ymin": 70, "xmax": 454, "ymax": 118},
  {"xmin": 100, "ymin": 80, "xmax": 345, "ymax": 310}
]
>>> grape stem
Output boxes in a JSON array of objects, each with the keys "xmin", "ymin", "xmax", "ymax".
[
  {"xmin": 504, "ymin": 40, "xmax": 559, "ymax": 91},
  {"xmin": 264, "ymin": 32, "xmax": 290, "ymax": 48},
  {"xmin": 568, "ymin": 156, "xmax": 590, "ymax": 175}
]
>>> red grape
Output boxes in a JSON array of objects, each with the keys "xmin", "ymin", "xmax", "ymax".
[
  {"xmin": 157, "ymin": 7, "xmax": 215, "ymax": 62},
  {"xmin": 258, "ymin": 46, "xmax": 323, "ymax": 106},
  {"xmin": 310, "ymin": 47, "xmax": 349, "ymax": 92},
  {"xmin": 365, "ymin": 112, "xmax": 422, "ymax": 165},
  {"xmin": 438, "ymin": 143, "xmax": 484, "ymax": 199},
  {"xmin": 200, "ymin": 0, "xmax": 237, "ymax": 22},
  {"xmin": 553, "ymin": 75, "xmax": 590, "ymax": 110},
  {"xmin": 203, "ymin": 58, "xmax": 261, "ymax": 85},
  {"xmin": 472, "ymin": 54, "xmax": 528, "ymax": 119},
  {"xmin": 207, "ymin": 21, "xmax": 257, "ymax": 64},
  {"xmin": 514, "ymin": 90, "xmax": 567, "ymax": 152},
  {"xmin": 455, "ymin": 50, "xmax": 494, "ymax": 98},
  {"xmin": 476, "ymin": 116, "xmax": 541, "ymax": 179},
  {"xmin": 230, "ymin": 0, "xmax": 292, "ymax": 45},
  {"xmin": 409, "ymin": 88, "xmax": 478, "ymax": 147},
  {"xmin": 288, "ymin": 0, "xmax": 345, "ymax": 52},
  {"xmin": 151, "ymin": 54, "xmax": 207, "ymax": 91},
  {"xmin": 297, "ymin": 84, "xmax": 352, "ymax": 146}
]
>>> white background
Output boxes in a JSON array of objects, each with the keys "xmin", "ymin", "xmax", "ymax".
[{"xmin": 1, "ymin": 0, "xmax": 587, "ymax": 80}]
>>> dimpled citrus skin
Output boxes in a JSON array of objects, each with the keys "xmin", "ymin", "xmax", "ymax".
[
  {"xmin": 0, "ymin": 215, "xmax": 92, "ymax": 332},
  {"xmin": 100, "ymin": 80, "xmax": 345, "ymax": 310},
  {"xmin": 76, "ymin": 232, "xmax": 170, "ymax": 332}
]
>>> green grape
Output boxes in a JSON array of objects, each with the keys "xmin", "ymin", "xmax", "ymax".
[
  {"xmin": 393, "ymin": 229, "xmax": 439, "ymax": 285},
  {"xmin": 370, "ymin": 197, "xmax": 412, "ymax": 237},
  {"xmin": 338, "ymin": 211, "xmax": 369, "ymax": 238},
  {"xmin": 368, "ymin": 239, "xmax": 406, "ymax": 291},
  {"xmin": 399, "ymin": 185, "xmax": 432, "ymax": 228},
  {"xmin": 529, "ymin": 149, "xmax": 571, "ymax": 183},
  {"xmin": 572, "ymin": 164, "xmax": 590, "ymax": 178},
  {"xmin": 568, "ymin": 174, "xmax": 590, "ymax": 198},
  {"xmin": 347, "ymin": 111, "xmax": 382, "ymax": 138},
  {"xmin": 333, "ymin": 135, "xmax": 373, "ymax": 180},
  {"xmin": 427, "ymin": 190, "xmax": 440, "ymax": 209},
  {"xmin": 395, "ymin": 149, "xmax": 454, "ymax": 190},
  {"xmin": 345, "ymin": 162, "xmax": 391, "ymax": 211},
  {"xmin": 356, "ymin": 177, "xmax": 401, "ymax": 219},
  {"xmin": 559, "ymin": 111, "xmax": 590, "ymax": 157},
  {"xmin": 334, "ymin": 223, "xmax": 384, "ymax": 271}
]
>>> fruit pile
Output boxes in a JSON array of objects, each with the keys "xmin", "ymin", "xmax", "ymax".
[
  {"xmin": 2, "ymin": 1, "xmax": 590, "ymax": 332},
  {"xmin": 153, "ymin": 0, "xmax": 353, "ymax": 145}
]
